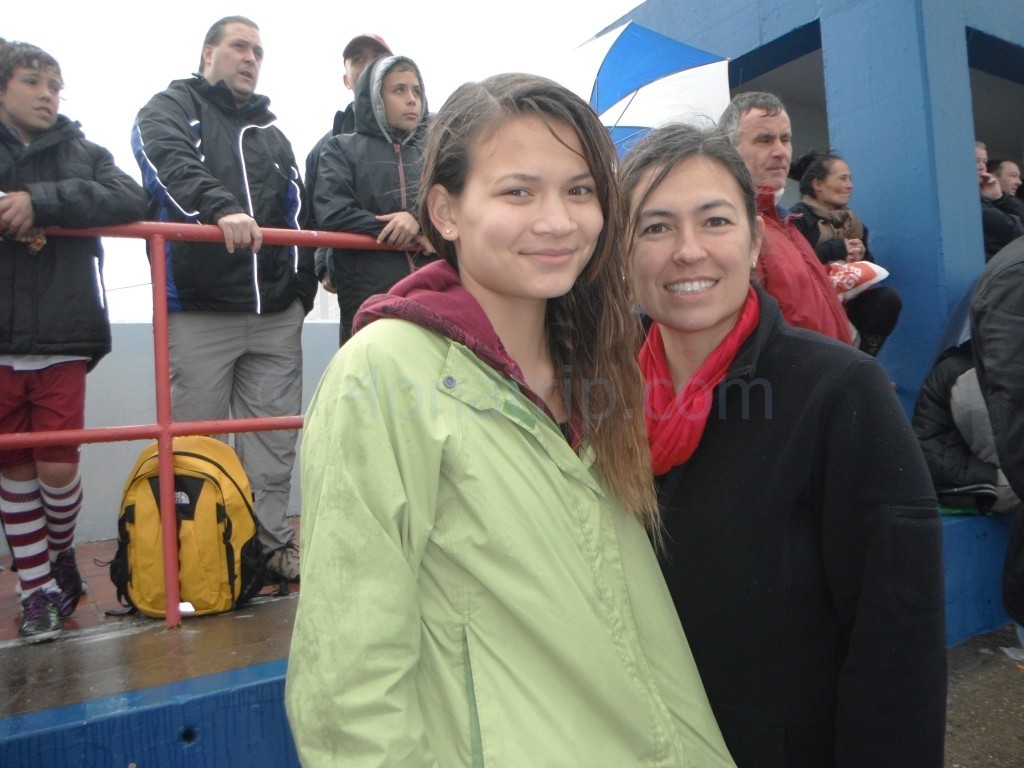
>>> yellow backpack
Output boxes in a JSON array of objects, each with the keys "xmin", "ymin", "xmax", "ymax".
[{"xmin": 110, "ymin": 435, "xmax": 266, "ymax": 618}]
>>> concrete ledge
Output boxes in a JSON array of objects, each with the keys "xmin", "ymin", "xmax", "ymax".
[
  {"xmin": 0, "ymin": 659, "xmax": 298, "ymax": 768},
  {"xmin": 942, "ymin": 512, "xmax": 1012, "ymax": 646}
]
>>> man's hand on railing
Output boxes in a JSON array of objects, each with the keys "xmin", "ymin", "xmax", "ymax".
[{"xmin": 217, "ymin": 212, "xmax": 263, "ymax": 254}]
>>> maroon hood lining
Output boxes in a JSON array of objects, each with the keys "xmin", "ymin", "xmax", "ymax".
[{"xmin": 353, "ymin": 260, "xmax": 583, "ymax": 448}]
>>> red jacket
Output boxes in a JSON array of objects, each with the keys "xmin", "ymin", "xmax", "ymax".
[{"xmin": 756, "ymin": 192, "xmax": 852, "ymax": 344}]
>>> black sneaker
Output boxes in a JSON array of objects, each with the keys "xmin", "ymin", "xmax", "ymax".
[
  {"xmin": 266, "ymin": 541, "xmax": 300, "ymax": 582},
  {"xmin": 53, "ymin": 548, "xmax": 85, "ymax": 618},
  {"xmin": 19, "ymin": 589, "xmax": 61, "ymax": 643}
]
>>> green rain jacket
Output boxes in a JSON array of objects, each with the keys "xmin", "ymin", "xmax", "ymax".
[{"xmin": 286, "ymin": 263, "xmax": 735, "ymax": 768}]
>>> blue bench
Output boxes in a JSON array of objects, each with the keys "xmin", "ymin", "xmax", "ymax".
[{"xmin": 942, "ymin": 511, "xmax": 1012, "ymax": 646}]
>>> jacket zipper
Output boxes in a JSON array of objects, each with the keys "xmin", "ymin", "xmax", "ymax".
[
  {"xmin": 238, "ymin": 123, "xmax": 261, "ymax": 313},
  {"xmin": 395, "ymin": 142, "xmax": 417, "ymax": 273},
  {"xmin": 395, "ymin": 143, "xmax": 407, "ymax": 209}
]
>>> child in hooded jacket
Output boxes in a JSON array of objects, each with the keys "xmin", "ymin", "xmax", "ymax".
[{"xmin": 313, "ymin": 54, "xmax": 437, "ymax": 345}]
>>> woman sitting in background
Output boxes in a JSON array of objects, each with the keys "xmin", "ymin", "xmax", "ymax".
[{"xmin": 788, "ymin": 150, "xmax": 902, "ymax": 356}]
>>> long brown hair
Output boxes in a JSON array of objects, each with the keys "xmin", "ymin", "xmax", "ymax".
[{"xmin": 419, "ymin": 73, "xmax": 657, "ymax": 525}]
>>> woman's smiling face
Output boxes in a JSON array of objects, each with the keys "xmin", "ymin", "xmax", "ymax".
[
  {"xmin": 631, "ymin": 155, "xmax": 762, "ymax": 349},
  {"xmin": 431, "ymin": 115, "xmax": 603, "ymax": 318}
]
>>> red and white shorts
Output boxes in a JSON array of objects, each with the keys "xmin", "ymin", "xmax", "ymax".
[{"xmin": 0, "ymin": 361, "xmax": 86, "ymax": 468}]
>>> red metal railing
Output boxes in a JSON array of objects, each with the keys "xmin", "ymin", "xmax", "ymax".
[{"xmin": 0, "ymin": 222, "xmax": 387, "ymax": 627}]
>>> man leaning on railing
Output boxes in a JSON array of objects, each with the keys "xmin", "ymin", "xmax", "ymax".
[{"xmin": 131, "ymin": 15, "xmax": 315, "ymax": 583}]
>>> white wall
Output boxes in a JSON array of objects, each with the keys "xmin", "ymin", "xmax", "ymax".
[{"xmin": 1, "ymin": 322, "xmax": 340, "ymax": 555}]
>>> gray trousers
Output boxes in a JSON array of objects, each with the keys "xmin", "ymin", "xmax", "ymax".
[
  {"xmin": 951, "ymin": 367, "xmax": 1021, "ymax": 513},
  {"xmin": 168, "ymin": 301, "xmax": 303, "ymax": 552}
]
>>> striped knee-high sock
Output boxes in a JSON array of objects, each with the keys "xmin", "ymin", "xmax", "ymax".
[
  {"xmin": 0, "ymin": 476, "xmax": 53, "ymax": 594},
  {"xmin": 40, "ymin": 474, "xmax": 82, "ymax": 556}
]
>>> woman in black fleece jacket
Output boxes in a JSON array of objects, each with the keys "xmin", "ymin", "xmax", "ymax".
[{"xmin": 621, "ymin": 124, "xmax": 946, "ymax": 768}]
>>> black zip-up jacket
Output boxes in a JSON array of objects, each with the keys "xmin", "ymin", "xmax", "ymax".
[
  {"xmin": 304, "ymin": 106, "xmax": 352, "ymax": 282},
  {"xmin": 313, "ymin": 56, "xmax": 428, "ymax": 269},
  {"xmin": 132, "ymin": 76, "xmax": 315, "ymax": 314},
  {"xmin": 657, "ymin": 285, "xmax": 946, "ymax": 767},
  {"xmin": 314, "ymin": 56, "xmax": 435, "ymax": 342},
  {"xmin": 0, "ymin": 117, "xmax": 147, "ymax": 369},
  {"xmin": 980, "ymin": 193, "xmax": 1024, "ymax": 261},
  {"xmin": 306, "ymin": 105, "xmax": 355, "ymax": 225},
  {"xmin": 971, "ymin": 239, "xmax": 1024, "ymax": 624},
  {"xmin": 787, "ymin": 201, "xmax": 876, "ymax": 265},
  {"xmin": 911, "ymin": 343, "xmax": 998, "ymax": 490}
]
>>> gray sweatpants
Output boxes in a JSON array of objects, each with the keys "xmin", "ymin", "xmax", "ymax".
[
  {"xmin": 951, "ymin": 367, "xmax": 1021, "ymax": 513},
  {"xmin": 168, "ymin": 301, "xmax": 304, "ymax": 552}
]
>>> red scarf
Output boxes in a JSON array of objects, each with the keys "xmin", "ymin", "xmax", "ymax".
[{"xmin": 639, "ymin": 287, "xmax": 760, "ymax": 475}]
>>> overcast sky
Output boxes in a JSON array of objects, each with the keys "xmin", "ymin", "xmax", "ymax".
[{"xmin": 5, "ymin": 0, "xmax": 637, "ymax": 320}]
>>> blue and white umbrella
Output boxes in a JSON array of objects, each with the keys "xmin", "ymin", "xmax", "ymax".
[
  {"xmin": 562, "ymin": 21, "xmax": 730, "ymax": 154},
  {"xmin": 936, "ymin": 277, "xmax": 978, "ymax": 356}
]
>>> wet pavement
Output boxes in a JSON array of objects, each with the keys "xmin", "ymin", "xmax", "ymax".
[
  {"xmin": 0, "ymin": 528, "xmax": 1022, "ymax": 765},
  {"xmin": 945, "ymin": 622, "xmax": 1024, "ymax": 767}
]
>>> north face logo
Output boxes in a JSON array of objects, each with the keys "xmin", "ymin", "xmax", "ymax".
[{"xmin": 175, "ymin": 491, "xmax": 191, "ymax": 505}]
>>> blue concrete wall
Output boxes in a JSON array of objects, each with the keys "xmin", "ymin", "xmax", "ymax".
[
  {"xmin": 942, "ymin": 513, "xmax": 1012, "ymax": 646},
  {"xmin": 819, "ymin": 2, "xmax": 975, "ymax": 412},
  {"xmin": 624, "ymin": 0, "xmax": 1024, "ymax": 413},
  {"xmin": 0, "ymin": 661, "xmax": 298, "ymax": 768}
]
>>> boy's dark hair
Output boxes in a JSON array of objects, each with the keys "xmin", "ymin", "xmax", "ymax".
[
  {"xmin": 198, "ymin": 16, "xmax": 259, "ymax": 74},
  {"xmin": 0, "ymin": 38, "xmax": 62, "ymax": 90}
]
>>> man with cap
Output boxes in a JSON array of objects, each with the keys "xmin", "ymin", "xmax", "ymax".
[{"xmin": 306, "ymin": 34, "xmax": 392, "ymax": 294}]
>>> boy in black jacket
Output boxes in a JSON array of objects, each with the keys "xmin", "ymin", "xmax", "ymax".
[
  {"xmin": 314, "ymin": 54, "xmax": 435, "ymax": 345},
  {"xmin": 0, "ymin": 39, "xmax": 147, "ymax": 643}
]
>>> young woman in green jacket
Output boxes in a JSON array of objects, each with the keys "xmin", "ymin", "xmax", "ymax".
[{"xmin": 286, "ymin": 74, "xmax": 736, "ymax": 767}]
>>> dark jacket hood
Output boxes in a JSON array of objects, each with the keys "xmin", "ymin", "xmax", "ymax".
[{"xmin": 353, "ymin": 55, "xmax": 428, "ymax": 145}]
